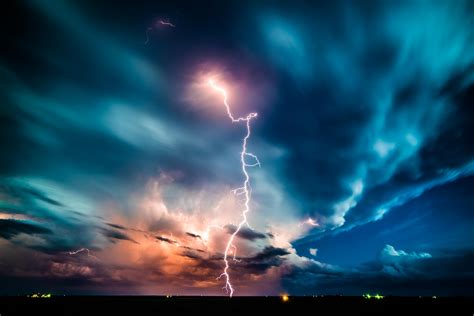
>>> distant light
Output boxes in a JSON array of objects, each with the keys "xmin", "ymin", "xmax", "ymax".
[
  {"xmin": 281, "ymin": 294, "xmax": 290, "ymax": 302},
  {"xmin": 363, "ymin": 293, "xmax": 384, "ymax": 300},
  {"xmin": 29, "ymin": 293, "xmax": 52, "ymax": 299}
]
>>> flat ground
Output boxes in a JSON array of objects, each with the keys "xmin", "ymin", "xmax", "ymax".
[{"xmin": 1, "ymin": 296, "xmax": 473, "ymax": 315}]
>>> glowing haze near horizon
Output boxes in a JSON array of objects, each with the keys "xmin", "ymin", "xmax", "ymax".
[{"xmin": 1, "ymin": 0, "xmax": 474, "ymax": 296}]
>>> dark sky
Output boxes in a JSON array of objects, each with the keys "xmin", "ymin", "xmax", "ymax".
[{"xmin": 1, "ymin": 0, "xmax": 474, "ymax": 296}]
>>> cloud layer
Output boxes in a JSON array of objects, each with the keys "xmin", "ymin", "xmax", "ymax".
[{"xmin": 0, "ymin": 0, "xmax": 474, "ymax": 295}]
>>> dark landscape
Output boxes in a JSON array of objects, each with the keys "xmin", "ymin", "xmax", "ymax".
[{"xmin": 1, "ymin": 296, "xmax": 473, "ymax": 315}]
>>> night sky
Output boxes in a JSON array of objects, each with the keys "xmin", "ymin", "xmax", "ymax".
[{"xmin": 1, "ymin": 0, "xmax": 474, "ymax": 296}]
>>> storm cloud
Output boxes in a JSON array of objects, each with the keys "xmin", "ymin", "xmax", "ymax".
[{"xmin": 0, "ymin": 0, "xmax": 473, "ymax": 295}]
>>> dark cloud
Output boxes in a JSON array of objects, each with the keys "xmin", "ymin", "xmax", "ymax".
[
  {"xmin": 0, "ymin": 219, "xmax": 52, "ymax": 239},
  {"xmin": 155, "ymin": 235, "xmax": 177, "ymax": 244},
  {"xmin": 106, "ymin": 223, "xmax": 127, "ymax": 230},
  {"xmin": 181, "ymin": 245, "xmax": 205, "ymax": 253},
  {"xmin": 20, "ymin": 187, "xmax": 64, "ymax": 207},
  {"xmin": 249, "ymin": 0, "xmax": 474, "ymax": 241},
  {"xmin": 0, "ymin": 178, "xmax": 136, "ymax": 254},
  {"xmin": 185, "ymin": 232, "xmax": 202, "ymax": 239},
  {"xmin": 181, "ymin": 245, "xmax": 290, "ymax": 276},
  {"xmin": 240, "ymin": 246, "xmax": 290, "ymax": 273},
  {"xmin": 102, "ymin": 229, "xmax": 138, "ymax": 244},
  {"xmin": 224, "ymin": 224, "xmax": 268, "ymax": 241},
  {"xmin": 248, "ymin": 246, "xmax": 290, "ymax": 262},
  {"xmin": 283, "ymin": 245, "xmax": 474, "ymax": 296}
]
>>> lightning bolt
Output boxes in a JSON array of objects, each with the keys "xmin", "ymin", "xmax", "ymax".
[
  {"xmin": 144, "ymin": 19, "xmax": 175, "ymax": 45},
  {"xmin": 68, "ymin": 248, "xmax": 98, "ymax": 260},
  {"xmin": 144, "ymin": 27, "xmax": 153, "ymax": 45},
  {"xmin": 158, "ymin": 20, "xmax": 176, "ymax": 27},
  {"xmin": 208, "ymin": 78, "xmax": 260, "ymax": 297}
]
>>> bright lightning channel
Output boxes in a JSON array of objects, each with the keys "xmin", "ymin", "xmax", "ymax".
[
  {"xmin": 158, "ymin": 20, "xmax": 176, "ymax": 27},
  {"xmin": 144, "ymin": 19, "xmax": 175, "ymax": 45},
  {"xmin": 208, "ymin": 78, "xmax": 260, "ymax": 297},
  {"xmin": 68, "ymin": 248, "xmax": 98, "ymax": 260}
]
